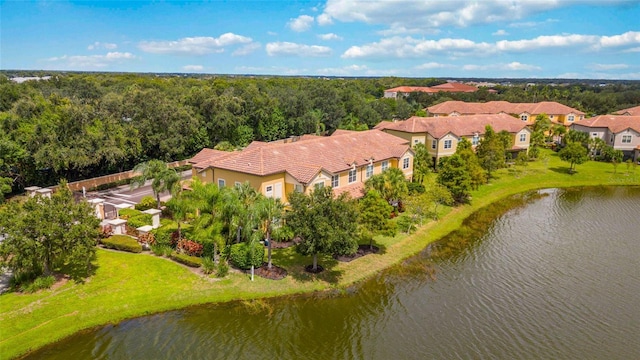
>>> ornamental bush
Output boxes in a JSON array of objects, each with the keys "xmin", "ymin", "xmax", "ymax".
[
  {"xmin": 177, "ymin": 239, "xmax": 203, "ymax": 257},
  {"xmin": 101, "ymin": 235, "xmax": 142, "ymax": 253},
  {"xmin": 135, "ymin": 196, "xmax": 156, "ymax": 211},
  {"xmin": 170, "ymin": 251, "xmax": 202, "ymax": 267},
  {"xmin": 118, "ymin": 208, "xmax": 144, "ymax": 219},
  {"xmin": 229, "ymin": 242, "xmax": 264, "ymax": 270},
  {"xmin": 127, "ymin": 214, "xmax": 152, "ymax": 228}
]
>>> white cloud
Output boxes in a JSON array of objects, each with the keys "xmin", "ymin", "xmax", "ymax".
[
  {"xmin": 88, "ymin": 41, "xmax": 117, "ymax": 50},
  {"xmin": 318, "ymin": 33, "xmax": 343, "ymax": 41},
  {"xmin": 586, "ymin": 63, "xmax": 629, "ymax": 71},
  {"xmin": 44, "ymin": 52, "xmax": 136, "ymax": 69},
  {"xmin": 288, "ymin": 15, "xmax": 314, "ymax": 32},
  {"xmin": 415, "ymin": 62, "xmax": 453, "ymax": 70},
  {"xmin": 321, "ymin": 0, "xmax": 568, "ymax": 34},
  {"xmin": 315, "ymin": 64, "xmax": 369, "ymax": 75},
  {"xmin": 492, "ymin": 29, "xmax": 509, "ymax": 36},
  {"xmin": 461, "ymin": 62, "xmax": 541, "ymax": 72},
  {"xmin": 508, "ymin": 18, "xmax": 559, "ymax": 28},
  {"xmin": 317, "ymin": 13, "xmax": 333, "ymax": 26},
  {"xmin": 266, "ymin": 42, "xmax": 332, "ymax": 57},
  {"xmin": 183, "ymin": 65, "xmax": 203, "ymax": 71},
  {"xmin": 506, "ymin": 61, "xmax": 541, "ymax": 71},
  {"xmin": 138, "ymin": 33, "xmax": 253, "ymax": 55},
  {"xmin": 267, "ymin": 31, "xmax": 278, "ymax": 36},
  {"xmin": 342, "ymin": 36, "xmax": 493, "ymax": 59},
  {"xmin": 232, "ymin": 42, "xmax": 261, "ymax": 56},
  {"xmin": 343, "ymin": 31, "xmax": 640, "ymax": 59}
]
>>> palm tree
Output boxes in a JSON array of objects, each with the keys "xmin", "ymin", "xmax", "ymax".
[
  {"xmin": 365, "ymin": 167, "xmax": 409, "ymax": 207},
  {"xmin": 254, "ymin": 196, "xmax": 284, "ymax": 269},
  {"xmin": 131, "ymin": 159, "xmax": 181, "ymax": 209}
]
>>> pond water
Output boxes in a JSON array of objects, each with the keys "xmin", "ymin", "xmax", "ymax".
[{"xmin": 27, "ymin": 187, "xmax": 640, "ymax": 359}]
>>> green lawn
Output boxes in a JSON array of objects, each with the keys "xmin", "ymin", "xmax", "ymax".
[{"xmin": 1, "ymin": 150, "xmax": 638, "ymax": 359}]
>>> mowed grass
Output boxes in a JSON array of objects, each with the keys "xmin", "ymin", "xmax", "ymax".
[{"xmin": 1, "ymin": 150, "xmax": 638, "ymax": 359}]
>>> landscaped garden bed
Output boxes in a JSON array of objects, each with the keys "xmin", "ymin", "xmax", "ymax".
[{"xmin": 101, "ymin": 235, "xmax": 143, "ymax": 253}]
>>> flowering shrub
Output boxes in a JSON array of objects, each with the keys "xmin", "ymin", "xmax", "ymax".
[
  {"xmin": 177, "ymin": 239, "xmax": 203, "ymax": 257},
  {"xmin": 138, "ymin": 232, "xmax": 156, "ymax": 246},
  {"xmin": 125, "ymin": 224, "xmax": 139, "ymax": 237}
]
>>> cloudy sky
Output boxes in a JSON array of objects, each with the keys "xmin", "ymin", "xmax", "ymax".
[{"xmin": 2, "ymin": 0, "xmax": 640, "ymax": 79}]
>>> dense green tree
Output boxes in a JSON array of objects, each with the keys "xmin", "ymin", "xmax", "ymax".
[
  {"xmin": 559, "ymin": 142, "xmax": 588, "ymax": 173},
  {"xmin": 601, "ymin": 145, "xmax": 624, "ymax": 174},
  {"xmin": 425, "ymin": 183, "xmax": 453, "ymax": 219},
  {"xmin": 476, "ymin": 125, "xmax": 506, "ymax": 179},
  {"xmin": 412, "ymin": 143, "xmax": 434, "ymax": 184},
  {"xmin": 287, "ymin": 187, "xmax": 358, "ymax": 272},
  {"xmin": 455, "ymin": 138, "xmax": 486, "ymax": 190},
  {"xmin": 131, "ymin": 160, "xmax": 181, "ymax": 209},
  {"xmin": 0, "ymin": 181, "xmax": 100, "ymax": 284},
  {"xmin": 358, "ymin": 189, "xmax": 394, "ymax": 249},
  {"xmin": 364, "ymin": 167, "xmax": 409, "ymax": 207},
  {"xmin": 437, "ymin": 154, "xmax": 472, "ymax": 204}
]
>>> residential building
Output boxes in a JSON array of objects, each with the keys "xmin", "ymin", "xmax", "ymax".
[
  {"xmin": 383, "ymin": 82, "xmax": 479, "ymax": 98},
  {"xmin": 189, "ymin": 130, "xmax": 414, "ymax": 202},
  {"xmin": 375, "ymin": 113, "xmax": 531, "ymax": 164},
  {"xmin": 571, "ymin": 115, "xmax": 640, "ymax": 161},
  {"xmin": 426, "ymin": 101, "xmax": 585, "ymax": 126},
  {"xmin": 614, "ymin": 105, "xmax": 640, "ymax": 116}
]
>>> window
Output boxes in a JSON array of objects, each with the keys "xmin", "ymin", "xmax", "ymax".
[
  {"xmin": 519, "ymin": 133, "xmax": 526, "ymax": 142},
  {"xmin": 365, "ymin": 164, "xmax": 373, "ymax": 178},
  {"xmin": 592, "ymin": 133, "xmax": 598, "ymax": 137},
  {"xmin": 444, "ymin": 140, "xmax": 452, "ymax": 149},
  {"xmin": 549, "ymin": 115, "xmax": 554, "ymax": 119},
  {"xmin": 622, "ymin": 135, "xmax": 632, "ymax": 144},
  {"xmin": 265, "ymin": 185, "xmax": 273, "ymax": 197},
  {"xmin": 314, "ymin": 182, "xmax": 324, "ymax": 190},
  {"xmin": 431, "ymin": 140, "xmax": 437, "ymax": 149},
  {"xmin": 218, "ymin": 179, "xmax": 226, "ymax": 188},
  {"xmin": 381, "ymin": 160, "xmax": 389, "ymax": 171},
  {"xmin": 472, "ymin": 135, "xmax": 479, "ymax": 146},
  {"xmin": 235, "ymin": 181, "xmax": 242, "ymax": 188},
  {"xmin": 520, "ymin": 114, "xmax": 528, "ymax": 122},
  {"xmin": 348, "ymin": 169, "xmax": 357, "ymax": 183},
  {"xmin": 295, "ymin": 184, "xmax": 303, "ymax": 193},
  {"xmin": 414, "ymin": 139, "xmax": 419, "ymax": 144},
  {"xmin": 331, "ymin": 174, "xmax": 339, "ymax": 188},
  {"xmin": 567, "ymin": 115, "xmax": 575, "ymax": 122},
  {"xmin": 402, "ymin": 157, "xmax": 410, "ymax": 169}
]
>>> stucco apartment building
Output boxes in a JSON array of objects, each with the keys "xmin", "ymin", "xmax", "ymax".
[
  {"xmin": 383, "ymin": 82, "xmax": 479, "ymax": 98},
  {"xmin": 188, "ymin": 129, "xmax": 414, "ymax": 202},
  {"xmin": 571, "ymin": 115, "xmax": 640, "ymax": 161},
  {"xmin": 614, "ymin": 105, "xmax": 640, "ymax": 116},
  {"xmin": 426, "ymin": 101, "xmax": 585, "ymax": 126},
  {"xmin": 375, "ymin": 113, "xmax": 531, "ymax": 164}
]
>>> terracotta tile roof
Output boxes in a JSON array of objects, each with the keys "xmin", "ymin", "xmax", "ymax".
[
  {"xmin": 385, "ymin": 86, "xmax": 437, "ymax": 94},
  {"xmin": 189, "ymin": 149, "xmax": 235, "ymax": 168},
  {"xmin": 378, "ymin": 113, "xmax": 529, "ymax": 139},
  {"xmin": 429, "ymin": 82, "xmax": 479, "ymax": 93},
  {"xmin": 333, "ymin": 182, "xmax": 366, "ymax": 199},
  {"xmin": 427, "ymin": 100, "xmax": 584, "ymax": 116},
  {"xmin": 331, "ymin": 129, "xmax": 360, "ymax": 137},
  {"xmin": 572, "ymin": 115, "xmax": 640, "ymax": 134},
  {"xmin": 196, "ymin": 130, "xmax": 410, "ymax": 185},
  {"xmin": 614, "ymin": 105, "xmax": 640, "ymax": 116}
]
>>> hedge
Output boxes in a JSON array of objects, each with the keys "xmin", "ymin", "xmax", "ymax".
[
  {"xmin": 127, "ymin": 214, "xmax": 152, "ymax": 228},
  {"xmin": 101, "ymin": 235, "xmax": 142, "ymax": 253},
  {"xmin": 170, "ymin": 252, "xmax": 202, "ymax": 268},
  {"xmin": 118, "ymin": 208, "xmax": 144, "ymax": 219},
  {"xmin": 229, "ymin": 242, "xmax": 265, "ymax": 270}
]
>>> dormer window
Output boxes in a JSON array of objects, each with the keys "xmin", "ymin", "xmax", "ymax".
[{"xmin": 520, "ymin": 114, "xmax": 529, "ymax": 122}]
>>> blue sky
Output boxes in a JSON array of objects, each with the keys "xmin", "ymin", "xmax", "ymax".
[{"xmin": 2, "ymin": 0, "xmax": 640, "ymax": 79}]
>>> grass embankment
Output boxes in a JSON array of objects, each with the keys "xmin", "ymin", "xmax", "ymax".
[{"xmin": 1, "ymin": 150, "xmax": 638, "ymax": 359}]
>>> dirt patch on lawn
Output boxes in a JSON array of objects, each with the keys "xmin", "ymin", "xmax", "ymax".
[
  {"xmin": 335, "ymin": 245, "xmax": 380, "ymax": 262},
  {"xmin": 254, "ymin": 264, "xmax": 288, "ymax": 280}
]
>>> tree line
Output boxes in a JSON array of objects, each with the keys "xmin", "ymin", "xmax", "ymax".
[{"xmin": 2, "ymin": 72, "xmax": 639, "ymax": 201}]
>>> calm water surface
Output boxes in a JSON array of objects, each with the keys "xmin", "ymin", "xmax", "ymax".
[{"xmin": 28, "ymin": 187, "xmax": 640, "ymax": 359}]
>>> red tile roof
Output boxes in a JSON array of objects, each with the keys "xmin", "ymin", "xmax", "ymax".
[
  {"xmin": 429, "ymin": 82, "xmax": 479, "ymax": 93},
  {"xmin": 572, "ymin": 115, "xmax": 640, "ymax": 134},
  {"xmin": 333, "ymin": 182, "xmax": 366, "ymax": 199},
  {"xmin": 614, "ymin": 105, "xmax": 640, "ymax": 116},
  {"xmin": 193, "ymin": 130, "xmax": 410, "ymax": 185},
  {"xmin": 189, "ymin": 149, "xmax": 235, "ymax": 168},
  {"xmin": 427, "ymin": 100, "xmax": 584, "ymax": 116},
  {"xmin": 376, "ymin": 113, "xmax": 529, "ymax": 139},
  {"xmin": 385, "ymin": 86, "xmax": 437, "ymax": 94}
]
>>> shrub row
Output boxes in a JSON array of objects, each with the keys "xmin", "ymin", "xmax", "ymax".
[
  {"xmin": 170, "ymin": 252, "xmax": 202, "ymax": 267},
  {"xmin": 101, "ymin": 235, "xmax": 142, "ymax": 253}
]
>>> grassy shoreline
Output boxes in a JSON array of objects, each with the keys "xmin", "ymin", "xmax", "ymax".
[{"xmin": 2, "ymin": 151, "xmax": 639, "ymax": 359}]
